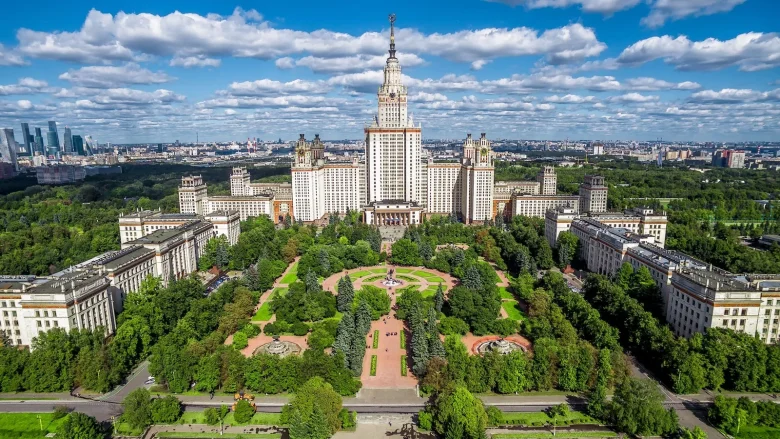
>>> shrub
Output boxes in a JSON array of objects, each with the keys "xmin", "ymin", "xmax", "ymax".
[
  {"xmin": 291, "ymin": 322, "xmax": 310, "ymax": 336},
  {"xmin": 418, "ymin": 410, "xmax": 433, "ymax": 431},
  {"xmin": 372, "ymin": 330, "xmax": 379, "ymax": 349},
  {"xmin": 204, "ymin": 408, "xmax": 220, "ymax": 425},
  {"xmin": 370, "ymin": 355, "xmax": 377, "ymax": 376},
  {"xmin": 438, "ymin": 316, "xmax": 469, "ymax": 335},
  {"xmin": 339, "ymin": 408, "xmax": 357, "ymax": 430},
  {"xmin": 308, "ymin": 328, "xmax": 335, "ymax": 350},
  {"xmin": 240, "ymin": 323, "xmax": 261, "ymax": 338},
  {"xmin": 232, "ymin": 332, "xmax": 248, "ymax": 350},
  {"xmin": 233, "ymin": 399, "xmax": 255, "ymax": 424},
  {"xmin": 486, "ymin": 406, "xmax": 503, "ymax": 426}
]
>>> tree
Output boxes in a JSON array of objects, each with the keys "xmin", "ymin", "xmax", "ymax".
[
  {"xmin": 355, "ymin": 298, "xmax": 372, "ymax": 337},
  {"xmin": 610, "ymin": 378, "xmax": 678, "ymax": 437},
  {"xmin": 391, "ymin": 239, "xmax": 422, "ymax": 266},
  {"xmin": 122, "ymin": 388, "xmax": 152, "ymax": 431},
  {"xmin": 304, "ymin": 270, "xmax": 320, "ymax": 293},
  {"xmin": 556, "ymin": 231, "xmax": 578, "ymax": 269},
  {"xmin": 151, "ymin": 395, "xmax": 182, "ymax": 424},
  {"xmin": 336, "ymin": 276, "xmax": 354, "ymax": 313},
  {"xmin": 709, "ymin": 395, "xmax": 749, "ymax": 435},
  {"xmin": 57, "ymin": 412, "xmax": 106, "ymax": 439},
  {"xmin": 462, "ymin": 266, "xmax": 483, "ymax": 291},
  {"xmin": 199, "ymin": 236, "xmax": 231, "ymax": 271},
  {"xmin": 432, "ymin": 385, "xmax": 488, "ymax": 439},
  {"xmin": 234, "ymin": 399, "xmax": 255, "ymax": 424},
  {"xmin": 333, "ymin": 312, "xmax": 355, "ymax": 368},
  {"xmin": 288, "ymin": 407, "xmax": 310, "ymax": 439},
  {"xmin": 232, "ymin": 332, "xmax": 248, "ymax": 350},
  {"xmin": 547, "ymin": 403, "xmax": 569, "ymax": 436},
  {"xmin": 434, "ymin": 283, "xmax": 445, "ymax": 313},
  {"xmin": 281, "ymin": 377, "xmax": 343, "ymax": 435},
  {"xmin": 438, "ymin": 316, "xmax": 469, "ymax": 336},
  {"xmin": 244, "ymin": 265, "xmax": 260, "ymax": 291},
  {"xmin": 613, "ymin": 262, "xmax": 634, "ymax": 290},
  {"xmin": 204, "ymin": 408, "xmax": 221, "ymax": 425},
  {"xmin": 535, "ymin": 239, "xmax": 554, "ymax": 270}
]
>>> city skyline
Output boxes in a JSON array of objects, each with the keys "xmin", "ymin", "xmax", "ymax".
[{"xmin": 0, "ymin": 1, "xmax": 778, "ymax": 143}]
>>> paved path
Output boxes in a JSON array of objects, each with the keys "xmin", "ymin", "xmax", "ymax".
[{"xmin": 249, "ymin": 257, "xmax": 301, "ymax": 326}]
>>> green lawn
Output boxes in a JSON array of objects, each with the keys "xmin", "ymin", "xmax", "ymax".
[
  {"xmin": 272, "ymin": 287, "xmax": 288, "ymax": 297},
  {"xmin": 413, "ymin": 271, "xmax": 446, "ymax": 284},
  {"xmin": 502, "ymin": 300, "xmax": 527, "ymax": 321},
  {"xmin": 421, "ymin": 287, "xmax": 438, "ymax": 298},
  {"xmin": 736, "ymin": 426, "xmax": 780, "ymax": 439},
  {"xmin": 498, "ymin": 286, "xmax": 514, "ymax": 300},
  {"xmin": 370, "ymin": 268, "xmax": 387, "ymax": 274},
  {"xmin": 372, "ymin": 330, "xmax": 379, "ymax": 349},
  {"xmin": 157, "ymin": 433, "xmax": 280, "ymax": 438},
  {"xmin": 116, "ymin": 421, "xmax": 145, "ymax": 436},
  {"xmin": 498, "ymin": 410, "xmax": 597, "ymax": 426},
  {"xmin": 348, "ymin": 270, "xmax": 371, "ymax": 279},
  {"xmin": 0, "ymin": 413, "xmax": 70, "ymax": 438},
  {"xmin": 401, "ymin": 355, "xmax": 407, "ymax": 376},
  {"xmin": 396, "ymin": 268, "xmax": 414, "ymax": 273},
  {"xmin": 178, "ymin": 411, "xmax": 208, "ymax": 424},
  {"xmin": 397, "ymin": 275, "xmax": 417, "ymax": 282},
  {"xmin": 363, "ymin": 275, "xmax": 385, "ymax": 282},
  {"xmin": 370, "ymin": 355, "xmax": 378, "ymax": 376},
  {"xmin": 251, "ymin": 301, "xmax": 274, "ymax": 321},
  {"xmin": 493, "ymin": 433, "xmax": 616, "ymax": 438},
  {"xmin": 222, "ymin": 412, "xmax": 283, "ymax": 426},
  {"xmin": 280, "ymin": 261, "xmax": 299, "ymax": 284}
]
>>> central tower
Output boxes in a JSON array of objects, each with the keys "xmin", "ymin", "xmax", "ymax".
[{"xmin": 365, "ymin": 14, "xmax": 422, "ymax": 208}]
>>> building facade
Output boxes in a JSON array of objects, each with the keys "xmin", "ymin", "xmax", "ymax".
[
  {"xmin": 579, "ymin": 175, "xmax": 608, "ymax": 214},
  {"xmin": 119, "ymin": 209, "xmax": 240, "ymax": 246}
]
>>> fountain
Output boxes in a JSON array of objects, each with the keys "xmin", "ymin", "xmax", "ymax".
[
  {"xmin": 475, "ymin": 338, "xmax": 526, "ymax": 355},
  {"xmin": 382, "ymin": 267, "xmax": 403, "ymax": 287},
  {"xmin": 253, "ymin": 336, "xmax": 302, "ymax": 357}
]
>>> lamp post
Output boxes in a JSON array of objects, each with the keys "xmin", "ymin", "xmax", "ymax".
[{"xmin": 37, "ymin": 414, "xmax": 42, "ymax": 431}]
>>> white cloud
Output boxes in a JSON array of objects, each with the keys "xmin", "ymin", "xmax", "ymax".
[
  {"xmin": 482, "ymin": 73, "xmax": 621, "ymax": 93},
  {"xmin": 623, "ymin": 77, "xmax": 701, "ymax": 91},
  {"xmin": 0, "ymin": 78, "xmax": 50, "ymax": 95},
  {"xmin": 689, "ymin": 88, "xmax": 780, "ymax": 103},
  {"xmin": 275, "ymin": 57, "xmax": 295, "ymax": 69},
  {"xmin": 14, "ymin": 9, "xmax": 605, "ymax": 65},
  {"xmin": 471, "ymin": 60, "xmax": 491, "ymax": 70},
  {"xmin": 642, "ymin": 0, "xmax": 747, "ymax": 28},
  {"xmin": 227, "ymin": 79, "xmax": 328, "ymax": 96},
  {"xmin": 618, "ymin": 33, "xmax": 780, "ymax": 71},
  {"xmin": 17, "ymin": 100, "xmax": 33, "ymax": 110},
  {"xmin": 487, "ymin": 0, "xmax": 640, "ymax": 14},
  {"xmin": 409, "ymin": 92, "xmax": 449, "ymax": 102},
  {"xmin": 0, "ymin": 44, "xmax": 27, "ymax": 66},
  {"xmin": 608, "ymin": 93, "xmax": 660, "ymax": 103},
  {"xmin": 197, "ymin": 95, "xmax": 346, "ymax": 109},
  {"xmin": 59, "ymin": 63, "xmax": 173, "ymax": 88},
  {"xmin": 170, "ymin": 55, "xmax": 220, "ymax": 68},
  {"xmin": 544, "ymin": 94, "xmax": 596, "ymax": 103}
]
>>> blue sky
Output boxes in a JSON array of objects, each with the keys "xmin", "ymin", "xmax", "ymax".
[{"xmin": 0, "ymin": 0, "xmax": 778, "ymax": 143}]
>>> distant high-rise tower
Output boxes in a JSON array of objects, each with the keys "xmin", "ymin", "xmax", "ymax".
[
  {"xmin": 72, "ymin": 135, "xmax": 84, "ymax": 156},
  {"xmin": 579, "ymin": 175, "xmax": 608, "ymax": 213},
  {"xmin": 537, "ymin": 166, "xmax": 557, "ymax": 195},
  {"xmin": 0, "ymin": 128, "xmax": 19, "ymax": 171},
  {"xmin": 47, "ymin": 121, "xmax": 60, "ymax": 150},
  {"xmin": 62, "ymin": 127, "xmax": 73, "ymax": 154},
  {"xmin": 33, "ymin": 127, "xmax": 44, "ymax": 155},
  {"xmin": 20, "ymin": 123, "xmax": 32, "ymax": 156}
]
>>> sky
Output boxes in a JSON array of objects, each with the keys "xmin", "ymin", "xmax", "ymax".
[{"xmin": 0, "ymin": 0, "xmax": 778, "ymax": 143}]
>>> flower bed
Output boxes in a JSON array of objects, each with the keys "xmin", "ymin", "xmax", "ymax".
[{"xmin": 370, "ymin": 355, "xmax": 378, "ymax": 376}]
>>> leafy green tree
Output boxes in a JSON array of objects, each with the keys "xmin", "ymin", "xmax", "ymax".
[
  {"xmin": 613, "ymin": 262, "xmax": 634, "ymax": 290},
  {"xmin": 438, "ymin": 316, "xmax": 469, "ymax": 336},
  {"xmin": 281, "ymin": 377, "xmax": 343, "ymax": 435},
  {"xmin": 199, "ymin": 236, "xmax": 231, "ymax": 271},
  {"xmin": 232, "ymin": 332, "xmax": 248, "ymax": 350},
  {"xmin": 56, "ymin": 412, "xmax": 106, "ymax": 439},
  {"xmin": 434, "ymin": 283, "xmax": 445, "ymax": 312},
  {"xmin": 610, "ymin": 378, "xmax": 678, "ymax": 437},
  {"xmin": 391, "ymin": 239, "xmax": 422, "ymax": 266},
  {"xmin": 150, "ymin": 396, "xmax": 182, "ymax": 424},
  {"xmin": 336, "ymin": 275, "xmax": 354, "ymax": 312},
  {"xmin": 514, "ymin": 245, "xmax": 536, "ymax": 274},
  {"xmin": 547, "ymin": 403, "xmax": 569, "ymax": 436},
  {"xmin": 204, "ymin": 408, "xmax": 221, "ymax": 425},
  {"xmin": 680, "ymin": 426, "xmax": 708, "ymax": 439},
  {"xmin": 234, "ymin": 399, "xmax": 255, "ymax": 424},
  {"xmin": 354, "ymin": 285, "xmax": 390, "ymax": 319},
  {"xmin": 709, "ymin": 395, "xmax": 749, "ymax": 435},
  {"xmin": 121, "ymin": 388, "xmax": 152, "ymax": 431},
  {"xmin": 556, "ymin": 231, "xmax": 579, "ymax": 268},
  {"xmin": 432, "ymin": 385, "xmax": 488, "ymax": 439},
  {"xmin": 535, "ymin": 239, "xmax": 554, "ymax": 270}
]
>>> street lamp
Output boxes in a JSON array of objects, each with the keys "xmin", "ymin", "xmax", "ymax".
[{"xmin": 37, "ymin": 414, "xmax": 42, "ymax": 431}]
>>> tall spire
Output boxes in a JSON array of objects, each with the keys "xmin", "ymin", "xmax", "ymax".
[{"xmin": 388, "ymin": 13, "xmax": 397, "ymax": 59}]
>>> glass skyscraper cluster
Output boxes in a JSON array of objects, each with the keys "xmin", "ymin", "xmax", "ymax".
[{"xmin": 6, "ymin": 120, "xmax": 90, "ymax": 158}]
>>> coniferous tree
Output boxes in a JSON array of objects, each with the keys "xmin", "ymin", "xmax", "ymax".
[
  {"xmin": 426, "ymin": 307, "xmax": 438, "ymax": 335},
  {"xmin": 348, "ymin": 335, "xmax": 365, "ymax": 376},
  {"xmin": 287, "ymin": 408, "xmax": 309, "ymax": 439},
  {"xmin": 434, "ymin": 283, "xmax": 445, "ymax": 313},
  {"xmin": 334, "ymin": 312, "xmax": 355, "ymax": 368},
  {"xmin": 411, "ymin": 319, "xmax": 430, "ymax": 376},
  {"xmin": 429, "ymin": 333, "xmax": 446, "ymax": 359},
  {"xmin": 317, "ymin": 248, "xmax": 331, "ymax": 274},
  {"xmin": 462, "ymin": 266, "xmax": 483, "ymax": 291},
  {"xmin": 308, "ymin": 405, "xmax": 331, "ymax": 439},
  {"xmin": 355, "ymin": 298, "xmax": 372, "ymax": 337},
  {"xmin": 336, "ymin": 276, "xmax": 354, "ymax": 313},
  {"xmin": 244, "ymin": 265, "xmax": 260, "ymax": 291},
  {"xmin": 304, "ymin": 270, "xmax": 320, "ymax": 293},
  {"xmin": 420, "ymin": 241, "xmax": 434, "ymax": 261}
]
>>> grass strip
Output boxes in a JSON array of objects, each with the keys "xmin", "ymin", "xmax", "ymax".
[
  {"xmin": 370, "ymin": 355, "xmax": 377, "ymax": 376},
  {"xmin": 372, "ymin": 330, "xmax": 379, "ymax": 349},
  {"xmin": 401, "ymin": 355, "xmax": 407, "ymax": 376},
  {"xmin": 400, "ymin": 330, "xmax": 406, "ymax": 349},
  {"xmin": 157, "ymin": 433, "xmax": 280, "ymax": 438}
]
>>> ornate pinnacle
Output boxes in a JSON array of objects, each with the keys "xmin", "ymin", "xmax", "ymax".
[{"xmin": 388, "ymin": 13, "xmax": 397, "ymax": 59}]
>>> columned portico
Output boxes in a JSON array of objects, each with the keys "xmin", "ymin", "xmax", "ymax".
[{"xmin": 363, "ymin": 201, "xmax": 423, "ymax": 227}]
